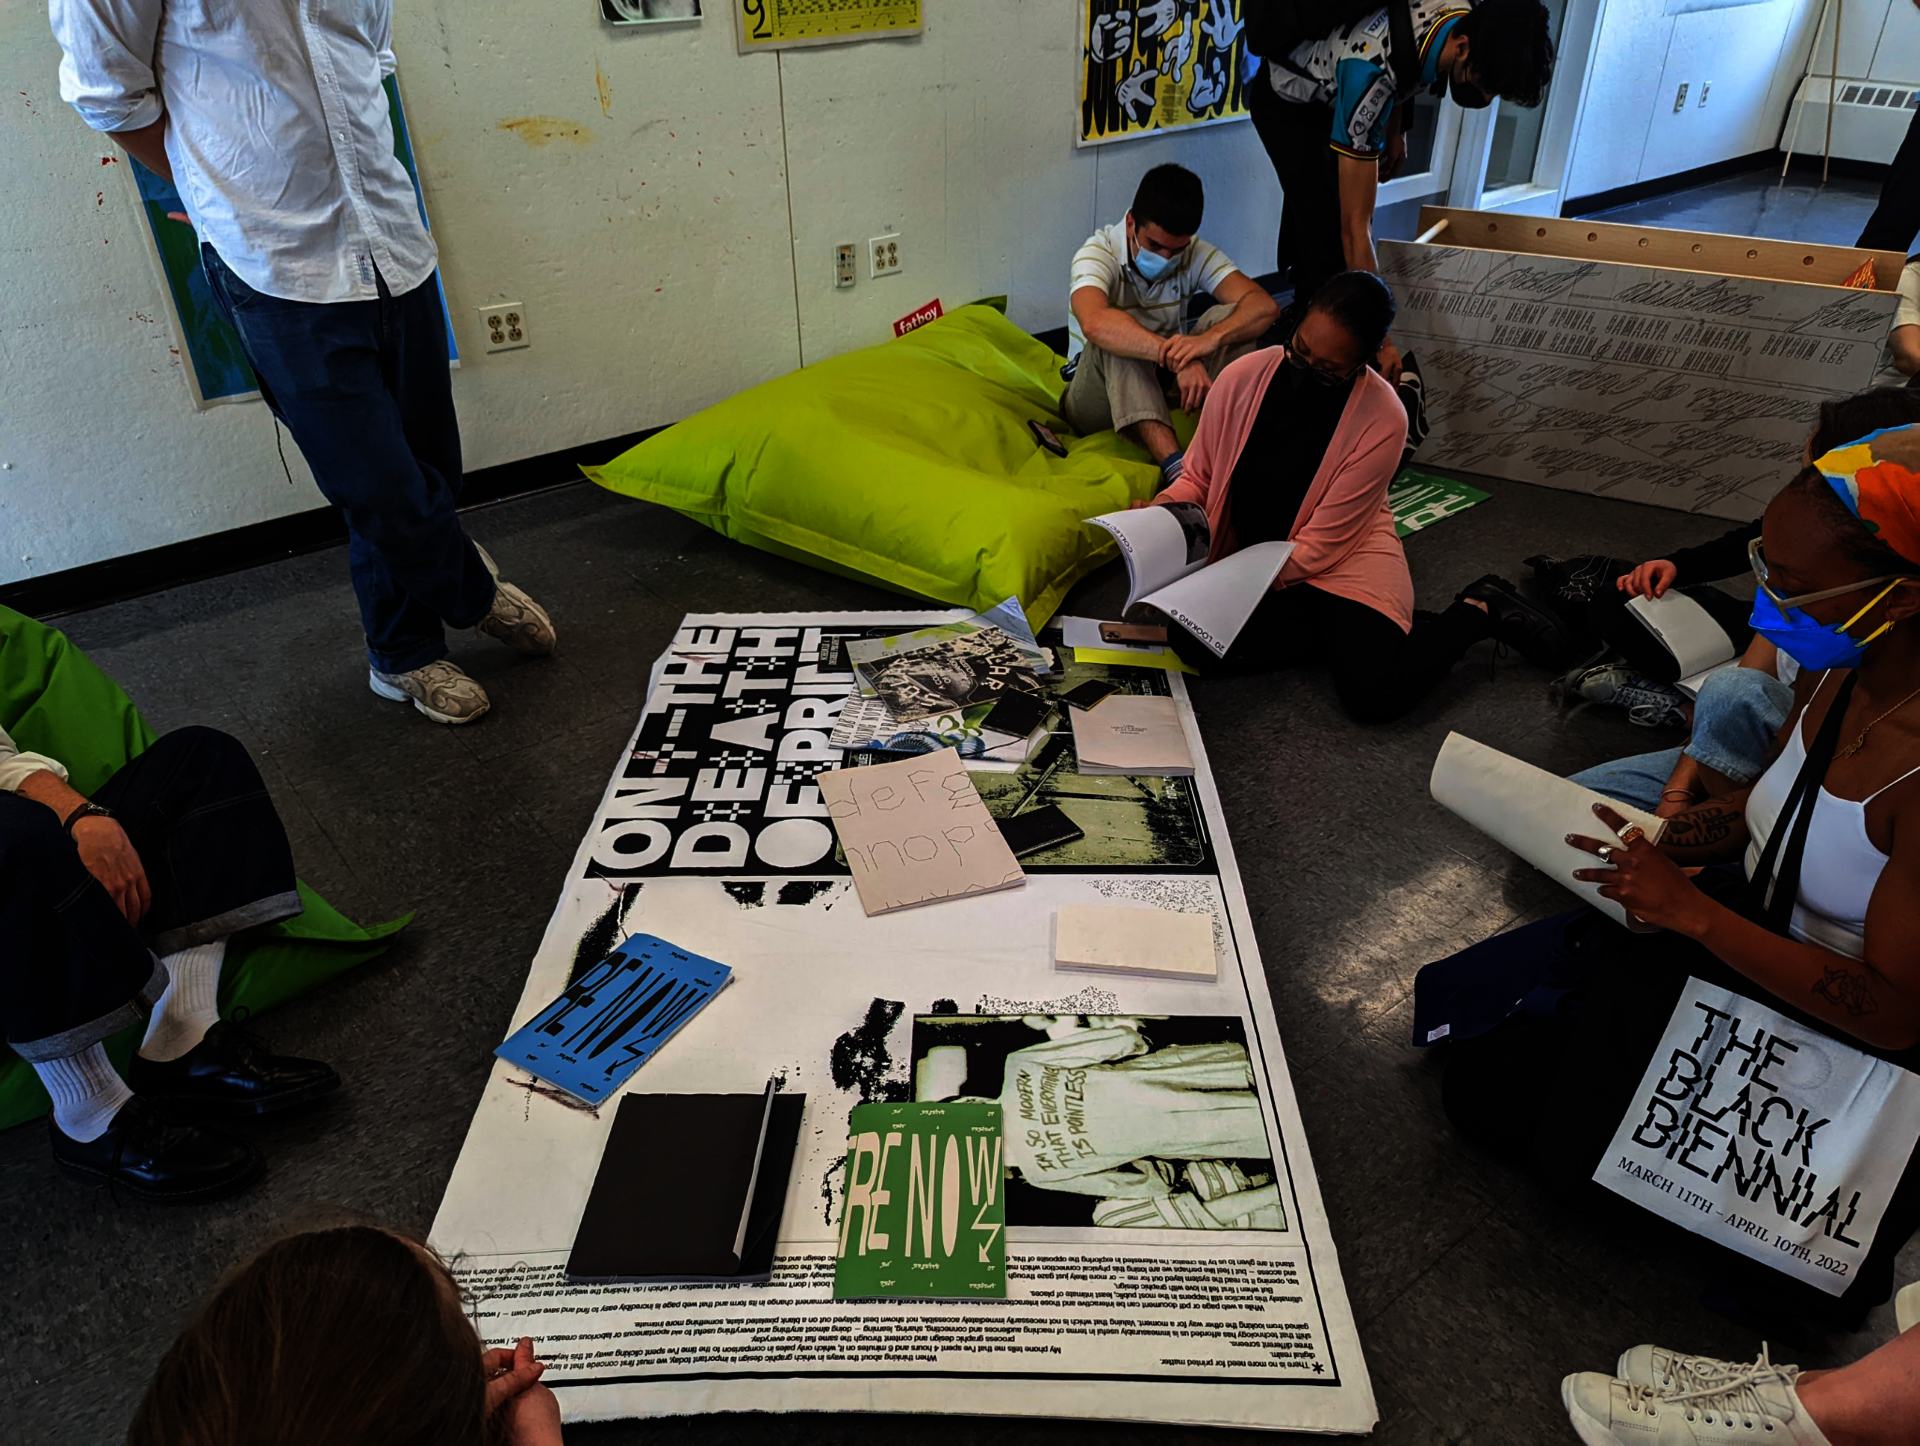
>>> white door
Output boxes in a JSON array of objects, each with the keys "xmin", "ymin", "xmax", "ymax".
[{"xmin": 1447, "ymin": 0, "xmax": 1601, "ymax": 214}]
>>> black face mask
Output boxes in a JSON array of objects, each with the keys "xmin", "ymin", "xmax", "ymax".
[{"xmin": 1449, "ymin": 74, "xmax": 1492, "ymax": 108}]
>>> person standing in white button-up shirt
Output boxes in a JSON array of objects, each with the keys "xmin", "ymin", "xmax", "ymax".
[{"xmin": 50, "ymin": 0, "xmax": 560, "ymax": 725}]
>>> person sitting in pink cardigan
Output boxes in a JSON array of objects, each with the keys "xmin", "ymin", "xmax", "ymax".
[{"xmin": 1144, "ymin": 270, "xmax": 1578, "ymax": 722}]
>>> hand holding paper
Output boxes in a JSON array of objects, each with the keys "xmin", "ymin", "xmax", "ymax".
[
  {"xmin": 1085, "ymin": 504, "xmax": 1293, "ymax": 658},
  {"xmin": 1567, "ymin": 800, "xmax": 1713, "ymax": 936},
  {"xmin": 1429, "ymin": 733, "xmax": 1667, "ymax": 929}
]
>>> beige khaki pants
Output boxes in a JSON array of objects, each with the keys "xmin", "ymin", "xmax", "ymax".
[{"xmin": 1061, "ymin": 303, "xmax": 1262, "ymax": 437}]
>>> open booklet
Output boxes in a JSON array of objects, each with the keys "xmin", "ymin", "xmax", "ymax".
[
  {"xmin": 842, "ymin": 597, "xmax": 1051, "ymax": 728},
  {"xmin": 1430, "ymin": 733, "xmax": 1668, "ymax": 931},
  {"xmin": 1626, "ymin": 591, "xmax": 1738, "ymax": 696},
  {"xmin": 1086, "ymin": 503, "xmax": 1293, "ymax": 658}
]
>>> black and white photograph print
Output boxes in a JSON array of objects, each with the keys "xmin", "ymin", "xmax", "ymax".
[
  {"xmin": 600, "ymin": 0, "xmax": 701, "ymax": 25},
  {"xmin": 910, "ymin": 1013, "xmax": 1286, "ymax": 1232},
  {"xmin": 1164, "ymin": 500, "xmax": 1213, "ymax": 567}
]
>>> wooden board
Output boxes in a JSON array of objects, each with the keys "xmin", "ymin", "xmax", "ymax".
[
  {"xmin": 1380, "ymin": 227, "xmax": 1901, "ymax": 520},
  {"xmin": 1413, "ymin": 207, "xmax": 1905, "ymax": 294}
]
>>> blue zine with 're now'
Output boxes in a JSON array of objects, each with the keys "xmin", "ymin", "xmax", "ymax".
[{"xmin": 496, "ymin": 934, "xmax": 730, "ymax": 1104}]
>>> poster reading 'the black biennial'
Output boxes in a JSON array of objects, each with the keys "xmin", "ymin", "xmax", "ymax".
[{"xmin": 1597, "ymin": 977, "xmax": 1920, "ymax": 1296}]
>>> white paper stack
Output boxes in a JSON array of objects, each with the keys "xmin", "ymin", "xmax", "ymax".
[
  {"xmin": 1053, "ymin": 905, "xmax": 1217, "ymax": 981},
  {"xmin": 1070, "ymin": 695, "xmax": 1194, "ymax": 777}
]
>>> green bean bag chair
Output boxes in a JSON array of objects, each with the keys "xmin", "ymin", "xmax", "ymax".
[
  {"xmin": 583, "ymin": 302, "xmax": 1196, "ymax": 627},
  {"xmin": 0, "ymin": 605, "xmax": 410, "ymax": 1129}
]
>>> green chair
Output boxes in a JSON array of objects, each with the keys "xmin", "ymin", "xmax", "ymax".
[{"xmin": 0, "ymin": 605, "xmax": 409, "ymax": 1129}]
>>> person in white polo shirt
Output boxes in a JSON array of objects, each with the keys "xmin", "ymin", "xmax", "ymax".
[
  {"xmin": 1063, "ymin": 165, "xmax": 1280, "ymax": 490},
  {"xmin": 49, "ymin": 0, "xmax": 558, "ymax": 726}
]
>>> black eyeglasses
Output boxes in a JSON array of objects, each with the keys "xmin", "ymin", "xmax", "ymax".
[{"xmin": 1285, "ymin": 328, "xmax": 1363, "ymax": 386}]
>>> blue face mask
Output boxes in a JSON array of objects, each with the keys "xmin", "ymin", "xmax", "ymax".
[
  {"xmin": 1749, "ymin": 581, "xmax": 1901, "ymax": 672},
  {"xmin": 1132, "ymin": 244, "xmax": 1177, "ymax": 283}
]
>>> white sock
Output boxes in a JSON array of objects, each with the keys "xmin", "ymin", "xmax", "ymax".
[
  {"xmin": 139, "ymin": 939, "xmax": 228, "ymax": 1063},
  {"xmin": 35, "ymin": 1043, "xmax": 134, "ymax": 1142}
]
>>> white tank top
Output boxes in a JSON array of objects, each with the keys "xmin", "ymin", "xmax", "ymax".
[{"xmin": 1745, "ymin": 676, "xmax": 1920, "ymax": 960}]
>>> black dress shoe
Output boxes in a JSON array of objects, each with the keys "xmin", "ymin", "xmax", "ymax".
[
  {"xmin": 50, "ymin": 1097, "xmax": 262, "ymax": 1205},
  {"xmin": 128, "ymin": 1019, "xmax": 341, "ymax": 1118},
  {"xmin": 1459, "ymin": 573, "xmax": 1582, "ymax": 669}
]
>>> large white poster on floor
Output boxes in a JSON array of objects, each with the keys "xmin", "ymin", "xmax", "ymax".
[
  {"xmin": 432, "ymin": 611, "xmax": 1375, "ymax": 1434},
  {"xmin": 1596, "ymin": 976, "xmax": 1920, "ymax": 1296},
  {"xmin": 1377, "ymin": 240, "xmax": 1900, "ymax": 521}
]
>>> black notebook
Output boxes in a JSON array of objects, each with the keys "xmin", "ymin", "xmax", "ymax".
[{"xmin": 566, "ymin": 1089, "xmax": 805, "ymax": 1284}]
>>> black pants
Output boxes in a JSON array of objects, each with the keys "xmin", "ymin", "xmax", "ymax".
[
  {"xmin": 1857, "ymin": 104, "xmax": 1920, "ymax": 254},
  {"xmin": 3, "ymin": 727, "xmax": 301, "ymax": 1063},
  {"xmin": 1248, "ymin": 75, "xmax": 1347, "ymax": 313},
  {"xmin": 1434, "ymin": 898, "xmax": 1920, "ymax": 1327},
  {"xmin": 1586, "ymin": 584, "xmax": 1755, "ymax": 686},
  {"xmin": 1168, "ymin": 583, "xmax": 1491, "ymax": 723}
]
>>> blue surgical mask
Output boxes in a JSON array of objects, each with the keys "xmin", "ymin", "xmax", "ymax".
[
  {"xmin": 1132, "ymin": 245, "xmax": 1177, "ymax": 283},
  {"xmin": 1749, "ymin": 582, "xmax": 1901, "ymax": 672}
]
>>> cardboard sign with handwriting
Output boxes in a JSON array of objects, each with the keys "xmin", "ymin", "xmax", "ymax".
[
  {"xmin": 818, "ymin": 748, "xmax": 1025, "ymax": 916},
  {"xmin": 1378, "ymin": 236, "xmax": 1901, "ymax": 521}
]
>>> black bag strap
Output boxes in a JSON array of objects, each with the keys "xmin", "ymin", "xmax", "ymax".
[
  {"xmin": 1744, "ymin": 670, "xmax": 1859, "ymax": 934},
  {"xmin": 1386, "ymin": 0, "xmax": 1422, "ymax": 98}
]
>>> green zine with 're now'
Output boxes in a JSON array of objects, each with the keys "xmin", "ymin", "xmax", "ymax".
[{"xmin": 834, "ymin": 1101, "xmax": 1006, "ymax": 1300}]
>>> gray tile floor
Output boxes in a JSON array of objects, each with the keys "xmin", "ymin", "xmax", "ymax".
[
  {"xmin": 5, "ymin": 469, "xmax": 1913, "ymax": 1445},
  {"xmin": 1580, "ymin": 168, "xmax": 1884, "ymax": 250}
]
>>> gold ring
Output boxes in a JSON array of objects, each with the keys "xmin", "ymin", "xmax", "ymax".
[{"xmin": 1618, "ymin": 825, "xmax": 1646, "ymax": 847}]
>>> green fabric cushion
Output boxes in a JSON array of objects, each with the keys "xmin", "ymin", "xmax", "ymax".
[
  {"xmin": 582, "ymin": 303, "xmax": 1194, "ymax": 627},
  {"xmin": 0, "ymin": 605, "xmax": 409, "ymax": 1128}
]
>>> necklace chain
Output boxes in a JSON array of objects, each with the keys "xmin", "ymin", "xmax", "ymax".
[{"xmin": 1835, "ymin": 681, "xmax": 1920, "ymax": 761}]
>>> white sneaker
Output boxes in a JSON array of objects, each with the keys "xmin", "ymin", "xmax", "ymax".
[
  {"xmin": 369, "ymin": 660, "xmax": 491, "ymax": 725},
  {"xmin": 471, "ymin": 544, "xmax": 557, "ymax": 656},
  {"xmin": 1898, "ymin": 1280, "xmax": 1920, "ymax": 1334},
  {"xmin": 1615, "ymin": 1342, "xmax": 1793, "ymax": 1394},
  {"xmin": 1562, "ymin": 1358, "xmax": 1831, "ymax": 1446}
]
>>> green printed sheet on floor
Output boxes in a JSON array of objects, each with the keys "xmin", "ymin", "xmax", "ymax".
[{"xmin": 1389, "ymin": 470, "xmax": 1491, "ymax": 538}]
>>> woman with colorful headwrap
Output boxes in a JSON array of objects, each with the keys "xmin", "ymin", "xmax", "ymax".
[{"xmin": 1410, "ymin": 424, "xmax": 1920, "ymax": 1343}]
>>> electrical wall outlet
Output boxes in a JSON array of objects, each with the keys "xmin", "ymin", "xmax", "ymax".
[
  {"xmin": 479, "ymin": 302, "xmax": 529, "ymax": 353},
  {"xmin": 1698, "ymin": 81, "xmax": 1711, "ymax": 107},
  {"xmin": 869, "ymin": 233, "xmax": 902, "ymax": 279},
  {"xmin": 835, "ymin": 243, "xmax": 857, "ymax": 289},
  {"xmin": 1672, "ymin": 82, "xmax": 1689, "ymax": 113}
]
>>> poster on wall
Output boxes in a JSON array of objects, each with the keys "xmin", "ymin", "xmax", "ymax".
[
  {"xmin": 731, "ymin": 0, "xmax": 921, "ymax": 53},
  {"xmin": 127, "ymin": 73, "xmax": 458, "ymax": 409},
  {"xmin": 1078, "ymin": 0, "xmax": 1254, "ymax": 147},
  {"xmin": 600, "ymin": 0, "xmax": 701, "ymax": 24}
]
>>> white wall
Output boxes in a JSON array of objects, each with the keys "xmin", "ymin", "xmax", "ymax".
[
  {"xmin": 0, "ymin": 2, "xmax": 1282, "ymax": 584},
  {"xmin": 1563, "ymin": 0, "xmax": 1823, "ymax": 199}
]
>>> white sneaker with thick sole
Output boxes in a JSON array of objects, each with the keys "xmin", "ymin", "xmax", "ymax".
[
  {"xmin": 1615, "ymin": 1342, "xmax": 1792, "ymax": 1394},
  {"xmin": 471, "ymin": 543, "xmax": 557, "ymax": 656},
  {"xmin": 1562, "ymin": 1358, "xmax": 1831, "ymax": 1445},
  {"xmin": 369, "ymin": 660, "xmax": 491, "ymax": 724}
]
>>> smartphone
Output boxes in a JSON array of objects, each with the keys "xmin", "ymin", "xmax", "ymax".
[
  {"xmin": 983, "ymin": 689, "xmax": 1050, "ymax": 738},
  {"xmin": 1028, "ymin": 419, "xmax": 1068, "ymax": 457},
  {"xmin": 1060, "ymin": 680, "xmax": 1120, "ymax": 711},
  {"xmin": 996, "ymin": 806, "xmax": 1085, "ymax": 858},
  {"xmin": 1100, "ymin": 621, "xmax": 1167, "ymax": 645}
]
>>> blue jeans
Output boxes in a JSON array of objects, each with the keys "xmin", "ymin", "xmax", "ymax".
[
  {"xmin": 201, "ymin": 247, "xmax": 495, "ymax": 674},
  {"xmin": 1570, "ymin": 664, "xmax": 1794, "ymax": 810}
]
